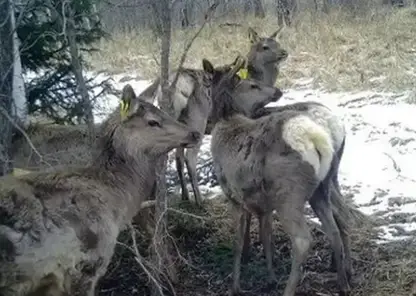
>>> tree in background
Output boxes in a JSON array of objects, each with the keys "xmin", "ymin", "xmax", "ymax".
[
  {"xmin": 0, "ymin": 0, "xmax": 15, "ymax": 176},
  {"xmin": 15, "ymin": 0, "xmax": 112, "ymax": 126}
]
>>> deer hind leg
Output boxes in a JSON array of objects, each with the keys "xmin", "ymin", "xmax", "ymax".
[
  {"xmin": 175, "ymin": 147, "xmax": 190, "ymax": 201},
  {"xmin": 278, "ymin": 203, "xmax": 312, "ymax": 296},
  {"xmin": 259, "ymin": 212, "xmax": 276, "ymax": 285},
  {"xmin": 330, "ymin": 182, "xmax": 353, "ymax": 282},
  {"xmin": 309, "ymin": 183, "xmax": 351, "ymax": 296},
  {"xmin": 230, "ymin": 206, "xmax": 248, "ymax": 296},
  {"xmin": 184, "ymin": 141, "xmax": 203, "ymax": 205}
]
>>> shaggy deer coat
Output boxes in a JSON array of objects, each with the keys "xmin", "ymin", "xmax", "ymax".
[
  {"xmin": 0, "ymin": 85, "xmax": 201, "ymax": 296},
  {"xmin": 209, "ymin": 87, "xmax": 351, "ymax": 296},
  {"xmin": 142, "ymin": 58, "xmax": 282, "ymax": 205},
  {"xmin": 251, "ymin": 101, "xmax": 353, "ymax": 273}
]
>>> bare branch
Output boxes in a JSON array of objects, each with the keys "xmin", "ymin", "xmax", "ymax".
[
  {"xmin": 0, "ymin": 104, "xmax": 50, "ymax": 168},
  {"xmin": 169, "ymin": 2, "xmax": 219, "ymax": 95},
  {"xmin": 128, "ymin": 224, "xmax": 166, "ymax": 296}
]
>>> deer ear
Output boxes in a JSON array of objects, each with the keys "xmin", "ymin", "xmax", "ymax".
[
  {"xmin": 202, "ymin": 58, "xmax": 215, "ymax": 74},
  {"xmin": 120, "ymin": 84, "xmax": 137, "ymax": 119},
  {"xmin": 269, "ymin": 27, "xmax": 284, "ymax": 39},
  {"xmin": 248, "ymin": 27, "xmax": 259, "ymax": 44}
]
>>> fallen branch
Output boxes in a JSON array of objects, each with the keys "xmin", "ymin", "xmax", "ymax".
[
  {"xmin": 128, "ymin": 224, "xmax": 166, "ymax": 296},
  {"xmin": 140, "ymin": 200, "xmax": 157, "ymax": 210}
]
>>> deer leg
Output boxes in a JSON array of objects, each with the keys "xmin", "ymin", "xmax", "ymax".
[
  {"xmin": 309, "ymin": 183, "xmax": 351, "ymax": 296},
  {"xmin": 259, "ymin": 212, "xmax": 276, "ymax": 285},
  {"xmin": 184, "ymin": 141, "xmax": 203, "ymax": 205},
  {"xmin": 175, "ymin": 148, "xmax": 190, "ymax": 201},
  {"xmin": 330, "ymin": 183, "xmax": 353, "ymax": 282},
  {"xmin": 241, "ymin": 212, "xmax": 252, "ymax": 264},
  {"xmin": 278, "ymin": 204, "xmax": 312, "ymax": 296},
  {"xmin": 230, "ymin": 206, "xmax": 248, "ymax": 296}
]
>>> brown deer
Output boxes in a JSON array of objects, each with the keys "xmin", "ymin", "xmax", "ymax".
[
  {"xmin": 142, "ymin": 57, "xmax": 282, "ymax": 205},
  {"xmin": 209, "ymin": 77, "xmax": 352, "ymax": 296},
  {"xmin": 0, "ymin": 84, "xmax": 201, "ymax": 296},
  {"xmin": 244, "ymin": 26, "xmax": 288, "ymax": 86},
  {"xmin": 244, "ymin": 101, "xmax": 354, "ymax": 275}
]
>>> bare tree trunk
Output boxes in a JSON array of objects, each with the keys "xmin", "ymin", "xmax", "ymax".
[
  {"xmin": 253, "ymin": 0, "xmax": 265, "ymax": 18},
  {"xmin": 0, "ymin": 0, "xmax": 14, "ymax": 176},
  {"xmin": 152, "ymin": 1, "xmax": 176, "ymax": 295},
  {"xmin": 276, "ymin": 0, "xmax": 294, "ymax": 26},
  {"xmin": 323, "ymin": 0, "xmax": 331, "ymax": 13},
  {"xmin": 10, "ymin": 0, "xmax": 27, "ymax": 127},
  {"xmin": 66, "ymin": 7, "xmax": 95, "ymax": 142}
]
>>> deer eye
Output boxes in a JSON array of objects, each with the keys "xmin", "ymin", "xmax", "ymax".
[{"xmin": 148, "ymin": 120, "xmax": 161, "ymax": 128}]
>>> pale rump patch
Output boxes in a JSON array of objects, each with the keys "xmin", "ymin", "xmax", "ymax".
[
  {"xmin": 282, "ymin": 115, "xmax": 334, "ymax": 181},
  {"xmin": 307, "ymin": 104, "xmax": 346, "ymax": 152}
]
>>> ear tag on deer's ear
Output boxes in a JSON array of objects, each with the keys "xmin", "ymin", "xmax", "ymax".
[
  {"xmin": 119, "ymin": 100, "xmax": 130, "ymax": 120},
  {"xmin": 237, "ymin": 68, "xmax": 248, "ymax": 79}
]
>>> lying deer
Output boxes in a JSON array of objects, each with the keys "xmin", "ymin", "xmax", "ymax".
[
  {"xmin": 209, "ymin": 75, "xmax": 351, "ymax": 296},
  {"xmin": 0, "ymin": 84, "xmax": 201, "ymax": 296}
]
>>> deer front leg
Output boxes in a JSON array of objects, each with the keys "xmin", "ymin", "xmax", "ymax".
[
  {"xmin": 175, "ymin": 147, "xmax": 190, "ymax": 201},
  {"xmin": 184, "ymin": 141, "xmax": 203, "ymax": 205},
  {"xmin": 259, "ymin": 212, "xmax": 276, "ymax": 286},
  {"xmin": 241, "ymin": 212, "xmax": 252, "ymax": 264},
  {"xmin": 230, "ymin": 207, "xmax": 248, "ymax": 296}
]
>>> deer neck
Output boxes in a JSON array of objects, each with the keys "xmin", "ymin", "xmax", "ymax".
[
  {"xmin": 92, "ymin": 147, "xmax": 157, "ymax": 221},
  {"xmin": 248, "ymin": 61, "xmax": 278, "ymax": 86}
]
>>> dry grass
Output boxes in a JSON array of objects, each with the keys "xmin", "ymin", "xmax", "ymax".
[
  {"xmin": 88, "ymin": 8, "xmax": 416, "ymax": 93},
  {"xmin": 97, "ymin": 197, "xmax": 416, "ymax": 296}
]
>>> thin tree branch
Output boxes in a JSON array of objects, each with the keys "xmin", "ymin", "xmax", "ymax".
[{"xmin": 0, "ymin": 103, "xmax": 50, "ymax": 168}]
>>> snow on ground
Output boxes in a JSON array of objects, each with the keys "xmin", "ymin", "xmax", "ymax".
[{"xmin": 86, "ymin": 72, "xmax": 416, "ymax": 243}]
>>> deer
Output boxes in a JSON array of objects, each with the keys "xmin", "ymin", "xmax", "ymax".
[
  {"xmin": 138, "ymin": 57, "xmax": 282, "ymax": 205},
  {"xmin": 239, "ymin": 27, "xmax": 356, "ymax": 275},
  {"xmin": 0, "ymin": 84, "xmax": 201, "ymax": 296},
  {"xmin": 209, "ymin": 74, "xmax": 352, "ymax": 296},
  {"xmin": 239, "ymin": 101, "xmax": 354, "ymax": 274},
  {"xmin": 240, "ymin": 26, "xmax": 289, "ymax": 87},
  {"xmin": 136, "ymin": 27, "xmax": 287, "ymax": 205}
]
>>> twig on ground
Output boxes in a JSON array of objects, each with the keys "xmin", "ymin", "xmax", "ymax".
[
  {"xmin": 128, "ymin": 224, "xmax": 167, "ymax": 295},
  {"xmin": 167, "ymin": 208, "xmax": 207, "ymax": 221}
]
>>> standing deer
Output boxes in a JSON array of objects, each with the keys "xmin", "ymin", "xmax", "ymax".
[
  {"xmin": 143, "ymin": 57, "xmax": 282, "ymax": 205},
  {"xmin": 137, "ymin": 28, "xmax": 288, "ymax": 204},
  {"xmin": 243, "ymin": 27, "xmax": 289, "ymax": 86},
  {"xmin": 0, "ymin": 84, "xmax": 201, "ymax": 296},
  {"xmin": 241, "ymin": 27, "xmax": 355, "ymax": 275},
  {"xmin": 209, "ymin": 77, "xmax": 352, "ymax": 296},
  {"xmin": 244, "ymin": 101, "xmax": 353, "ymax": 274}
]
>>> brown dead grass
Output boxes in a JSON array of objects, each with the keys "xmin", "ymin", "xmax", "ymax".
[
  {"xmin": 97, "ymin": 197, "xmax": 416, "ymax": 296},
  {"xmin": 88, "ymin": 8, "xmax": 416, "ymax": 93}
]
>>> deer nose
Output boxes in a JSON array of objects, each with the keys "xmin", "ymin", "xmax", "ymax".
[
  {"xmin": 273, "ymin": 89, "xmax": 283, "ymax": 101},
  {"xmin": 188, "ymin": 131, "xmax": 202, "ymax": 143},
  {"xmin": 280, "ymin": 50, "xmax": 288, "ymax": 58}
]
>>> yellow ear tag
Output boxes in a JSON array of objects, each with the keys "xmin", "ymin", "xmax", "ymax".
[
  {"xmin": 119, "ymin": 100, "xmax": 130, "ymax": 120},
  {"xmin": 237, "ymin": 68, "xmax": 248, "ymax": 79}
]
